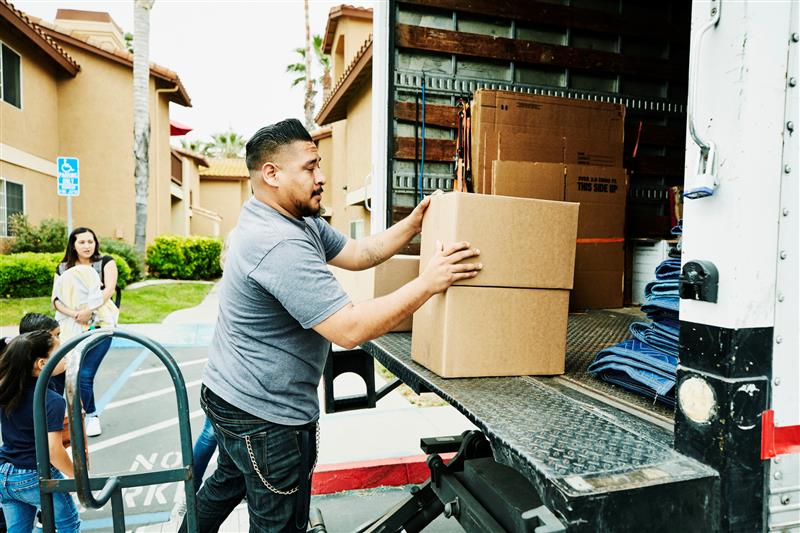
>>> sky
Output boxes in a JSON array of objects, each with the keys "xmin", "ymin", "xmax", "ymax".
[{"xmin": 15, "ymin": 0, "xmax": 376, "ymax": 143}]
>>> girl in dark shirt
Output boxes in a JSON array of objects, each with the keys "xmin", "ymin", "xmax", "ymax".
[{"xmin": 0, "ymin": 331, "xmax": 81, "ymax": 532}]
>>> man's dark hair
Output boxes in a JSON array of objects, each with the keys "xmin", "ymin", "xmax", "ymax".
[{"xmin": 245, "ymin": 119, "xmax": 312, "ymax": 172}]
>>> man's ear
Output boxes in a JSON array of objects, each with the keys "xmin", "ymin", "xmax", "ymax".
[{"xmin": 261, "ymin": 161, "xmax": 280, "ymax": 188}]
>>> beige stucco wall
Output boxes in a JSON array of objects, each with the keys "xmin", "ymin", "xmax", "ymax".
[
  {"xmin": 343, "ymin": 85, "xmax": 372, "ymax": 237},
  {"xmin": 54, "ymin": 43, "xmax": 173, "ymax": 243},
  {"xmin": 316, "ymin": 134, "xmax": 334, "ymax": 218},
  {"xmin": 327, "ymin": 121, "xmax": 348, "ymax": 235},
  {"xmin": 198, "ymin": 179, "xmax": 247, "ymax": 237},
  {"xmin": 190, "ymin": 207, "xmax": 220, "ymax": 237},
  {"xmin": 332, "ymin": 18, "xmax": 372, "ymax": 82},
  {"xmin": 0, "ymin": 162, "xmax": 60, "ymax": 224},
  {"xmin": 0, "ymin": 32, "xmax": 61, "ymax": 162}
]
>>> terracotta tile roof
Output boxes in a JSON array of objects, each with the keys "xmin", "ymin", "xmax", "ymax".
[
  {"xmin": 322, "ymin": 4, "xmax": 373, "ymax": 54},
  {"xmin": 316, "ymin": 36, "xmax": 372, "ymax": 126},
  {"xmin": 0, "ymin": 0, "xmax": 79, "ymax": 75},
  {"xmin": 31, "ymin": 16, "xmax": 191, "ymax": 106},
  {"xmin": 200, "ymin": 158, "xmax": 249, "ymax": 179}
]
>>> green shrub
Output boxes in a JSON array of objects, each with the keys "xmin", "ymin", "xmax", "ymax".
[
  {"xmin": 0, "ymin": 253, "xmax": 131, "ymax": 298},
  {"xmin": 101, "ymin": 238, "xmax": 144, "ymax": 282},
  {"xmin": 108, "ymin": 253, "xmax": 131, "ymax": 288},
  {"xmin": 146, "ymin": 235, "xmax": 222, "ymax": 280},
  {"xmin": 8, "ymin": 214, "xmax": 67, "ymax": 253},
  {"xmin": 0, "ymin": 253, "xmax": 60, "ymax": 298}
]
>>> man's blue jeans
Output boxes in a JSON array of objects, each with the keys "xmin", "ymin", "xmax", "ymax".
[
  {"xmin": 0, "ymin": 463, "xmax": 80, "ymax": 533},
  {"xmin": 193, "ymin": 417, "xmax": 218, "ymax": 492},
  {"xmin": 183, "ymin": 385, "xmax": 316, "ymax": 532}
]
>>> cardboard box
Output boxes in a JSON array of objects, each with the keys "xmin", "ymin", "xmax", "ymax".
[
  {"xmin": 329, "ymin": 255, "xmax": 420, "ymax": 332},
  {"xmin": 571, "ymin": 242, "xmax": 625, "ymax": 310},
  {"xmin": 411, "ymin": 286, "xmax": 569, "ymax": 377},
  {"xmin": 492, "ymin": 161, "xmax": 627, "ymax": 308},
  {"xmin": 492, "ymin": 161, "xmax": 628, "ymax": 238},
  {"xmin": 472, "ymin": 90, "xmax": 625, "ymax": 194},
  {"xmin": 419, "ymin": 192, "xmax": 579, "ymax": 290}
]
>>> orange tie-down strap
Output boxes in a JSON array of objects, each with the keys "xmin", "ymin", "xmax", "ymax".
[
  {"xmin": 761, "ymin": 409, "xmax": 800, "ymax": 460},
  {"xmin": 576, "ymin": 238, "xmax": 625, "ymax": 244}
]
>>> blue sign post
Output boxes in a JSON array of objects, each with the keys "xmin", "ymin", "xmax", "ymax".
[{"xmin": 57, "ymin": 157, "xmax": 79, "ymax": 235}]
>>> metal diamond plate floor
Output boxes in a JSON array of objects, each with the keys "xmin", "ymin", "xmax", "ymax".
[{"xmin": 362, "ymin": 310, "xmax": 715, "ymax": 528}]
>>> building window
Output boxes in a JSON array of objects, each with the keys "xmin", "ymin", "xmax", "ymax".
[
  {"xmin": 0, "ymin": 43, "xmax": 22, "ymax": 109},
  {"xmin": 0, "ymin": 179, "xmax": 24, "ymax": 236}
]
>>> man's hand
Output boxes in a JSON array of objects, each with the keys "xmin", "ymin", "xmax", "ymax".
[
  {"xmin": 419, "ymin": 240, "xmax": 482, "ymax": 295},
  {"xmin": 405, "ymin": 196, "xmax": 431, "ymax": 235}
]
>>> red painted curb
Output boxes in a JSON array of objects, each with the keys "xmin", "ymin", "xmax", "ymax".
[{"xmin": 311, "ymin": 453, "xmax": 454, "ymax": 495}]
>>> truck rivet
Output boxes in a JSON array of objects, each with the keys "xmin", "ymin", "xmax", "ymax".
[
  {"xmin": 783, "ymin": 208, "xmax": 790, "ymax": 216},
  {"xmin": 775, "ymin": 471, "xmax": 783, "ymax": 480},
  {"xmin": 711, "ymin": 7, "xmax": 717, "ymax": 16},
  {"xmin": 780, "ymin": 250, "xmax": 788, "ymax": 259},
  {"xmin": 788, "ymin": 121, "xmax": 795, "ymax": 131},
  {"xmin": 778, "ymin": 293, "xmax": 785, "ymax": 302},
  {"xmin": 781, "ymin": 495, "xmax": 791, "ymax": 505},
  {"xmin": 790, "ymin": 77, "xmax": 798, "ymax": 87},
  {"xmin": 786, "ymin": 165, "xmax": 793, "ymax": 173},
  {"xmin": 776, "ymin": 335, "xmax": 783, "ymax": 344},
  {"xmin": 775, "ymin": 377, "xmax": 782, "ymax": 386},
  {"xmin": 793, "ymin": 33, "xmax": 800, "ymax": 43},
  {"xmin": 774, "ymin": 457, "xmax": 782, "ymax": 465}
]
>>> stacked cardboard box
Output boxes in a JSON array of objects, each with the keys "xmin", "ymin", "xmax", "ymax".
[
  {"xmin": 411, "ymin": 192, "xmax": 579, "ymax": 378},
  {"xmin": 472, "ymin": 90, "xmax": 628, "ymax": 309},
  {"xmin": 329, "ymin": 255, "xmax": 420, "ymax": 332}
]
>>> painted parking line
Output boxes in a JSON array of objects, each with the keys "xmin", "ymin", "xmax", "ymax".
[
  {"xmin": 103, "ymin": 380, "xmax": 203, "ymax": 410},
  {"xmin": 95, "ymin": 349, "xmax": 150, "ymax": 414},
  {"xmin": 88, "ymin": 410, "xmax": 205, "ymax": 453},
  {"xmin": 130, "ymin": 357, "xmax": 208, "ymax": 378},
  {"xmin": 83, "ymin": 511, "xmax": 170, "ymax": 531}
]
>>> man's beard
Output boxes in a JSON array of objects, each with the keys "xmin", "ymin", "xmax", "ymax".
[{"xmin": 295, "ymin": 189, "xmax": 324, "ymax": 217}]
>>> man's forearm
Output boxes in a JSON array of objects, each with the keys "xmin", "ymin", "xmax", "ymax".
[
  {"xmin": 336, "ymin": 277, "xmax": 432, "ymax": 348},
  {"xmin": 354, "ymin": 218, "xmax": 417, "ymax": 270}
]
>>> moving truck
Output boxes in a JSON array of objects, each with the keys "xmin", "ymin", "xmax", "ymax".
[{"xmin": 324, "ymin": 1, "xmax": 800, "ymax": 531}]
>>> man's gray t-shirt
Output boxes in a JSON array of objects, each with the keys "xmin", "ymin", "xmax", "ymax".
[{"xmin": 203, "ymin": 198, "xmax": 350, "ymax": 425}]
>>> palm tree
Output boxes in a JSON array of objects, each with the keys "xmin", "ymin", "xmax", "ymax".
[
  {"xmin": 302, "ymin": 0, "xmax": 314, "ymax": 130},
  {"xmin": 206, "ymin": 130, "xmax": 246, "ymax": 158},
  {"xmin": 133, "ymin": 0, "xmax": 154, "ymax": 254},
  {"xmin": 180, "ymin": 139, "xmax": 208, "ymax": 155},
  {"xmin": 286, "ymin": 35, "xmax": 332, "ymax": 121}
]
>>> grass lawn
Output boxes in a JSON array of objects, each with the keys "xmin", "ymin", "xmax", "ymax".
[{"xmin": 1, "ymin": 282, "xmax": 214, "ymax": 326}]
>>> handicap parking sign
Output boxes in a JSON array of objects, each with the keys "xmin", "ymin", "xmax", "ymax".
[{"xmin": 57, "ymin": 157, "xmax": 79, "ymax": 197}]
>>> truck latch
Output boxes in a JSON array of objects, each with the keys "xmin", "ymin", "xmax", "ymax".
[{"xmin": 679, "ymin": 260, "xmax": 719, "ymax": 303}]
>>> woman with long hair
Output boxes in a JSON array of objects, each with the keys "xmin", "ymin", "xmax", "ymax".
[
  {"xmin": 0, "ymin": 331, "xmax": 81, "ymax": 532},
  {"xmin": 51, "ymin": 227, "xmax": 119, "ymax": 437}
]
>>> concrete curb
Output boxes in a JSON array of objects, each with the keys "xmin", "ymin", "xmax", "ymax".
[{"xmin": 312, "ymin": 453, "xmax": 454, "ymax": 495}]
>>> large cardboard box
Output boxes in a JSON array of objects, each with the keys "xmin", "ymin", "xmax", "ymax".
[
  {"xmin": 571, "ymin": 242, "xmax": 625, "ymax": 309},
  {"xmin": 492, "ymin": 161, "xmax": 627, "ymax": 308},
  {"xmin": 472, "ymin": 90, "xmax": 625, "ymax": 194},
  {"xmin": 411, "ymin": 286, "xmax": 569, "ymax": 377},
  {"xmin": 418, "ymin": 192, "xmax": 579, "ymax": 289},
  {"xmin": 329, "ymin": 255, "xmax": 420, "ymax": 332}
]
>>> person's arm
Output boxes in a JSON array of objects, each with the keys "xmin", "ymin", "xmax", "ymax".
[
  {"xmin": 314, "ymin": 240, "xmax": 481, "ymax": 348},
  {"xmin": 101, "ymin": 259, "xmax": 118, "ymax": 304},
  {"xmin": 329, "ymin": 196, "xmax": 430, "ymax": 271},
  {"xmin": 53, "ymin": 294, "xmax": 93, "ymax": 325},
  {"xmin": 48, "ymin": 431, "xmax": 74, "ymax": 478}
]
